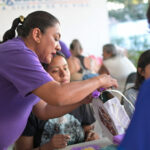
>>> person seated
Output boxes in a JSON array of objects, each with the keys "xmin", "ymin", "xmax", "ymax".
[
  {"xmin": 102, "ymin": 43, "xmax": 136, "ymax": 93},
  {"xmin": 123, "ymin": 50, "xmax": 150, "ymax": 118},
  {"xmin": 15, "ymin": 51, "xmax": 99, "ymax": 150},
  {"xmin": 67, "ymin": 39, "xmax": 99, "ymax": 81}
]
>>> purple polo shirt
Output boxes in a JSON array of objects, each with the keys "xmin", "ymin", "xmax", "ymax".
[{"xmin": 0, "ymin": 37, "xmax": 53, "ymax": 149}]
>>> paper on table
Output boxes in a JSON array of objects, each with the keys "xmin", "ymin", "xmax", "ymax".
[{"xmin": 58, "ymin": 138, "xmax": 113, "ymax": 150}]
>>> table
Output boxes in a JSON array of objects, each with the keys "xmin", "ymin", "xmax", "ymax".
[{"xmin": 58, "ymin": 137, "xmax": 113, "ymax": 150}]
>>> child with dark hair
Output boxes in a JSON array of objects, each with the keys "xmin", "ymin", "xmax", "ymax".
[
  {"xmin": 123, "ymin": 50, "xmax": 150, "ymax": 118},
  {"xmin": 15, "ymin": 52, "xmax": 99, "ymax": 150}
]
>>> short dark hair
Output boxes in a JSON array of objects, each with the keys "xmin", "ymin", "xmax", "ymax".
[{"xmin": 3, "ymin": 11, "xmax": 59, "ymax": 42}]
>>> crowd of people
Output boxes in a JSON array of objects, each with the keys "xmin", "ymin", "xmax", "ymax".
[{"xmin": 0, "ymin": 2, "xmax": 150, "ymax": 150}]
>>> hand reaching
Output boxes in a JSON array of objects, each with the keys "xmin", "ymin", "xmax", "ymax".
[{"xmin": 97, "ymin": 74, "xmax": 118, "ymax": 89}]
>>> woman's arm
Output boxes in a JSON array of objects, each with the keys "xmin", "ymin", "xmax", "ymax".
[
  {"xmin": 33, "ymin": 98, "xmax": 89, "ymax": 120},
  {"xmin": 33, "ymin": 74, "xmax": 118, "ymax": 106},
  {"xmin": 15, "ymin": 135, "xmax": 69, "ymax": 150},
  {"xmin": 15, "ymin": 136, "xmax": 37, "ymax": 150}
]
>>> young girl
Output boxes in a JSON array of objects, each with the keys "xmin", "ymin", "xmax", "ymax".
[
  {"xmin": 15, "ymin": 52, "xmax": 99, "ymax": 150},
  {"xmin": 124, "ymin": 50, "xmax": 150, "ymax": 118}
]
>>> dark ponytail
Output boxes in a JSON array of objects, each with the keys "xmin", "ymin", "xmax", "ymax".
[
  {"xmin": 3, "ymin": 17, "xmax": 22, "ymax": 42},
  {"xmin": 2, "ymin": 11, "xmax": 59, "ymax": 42}
]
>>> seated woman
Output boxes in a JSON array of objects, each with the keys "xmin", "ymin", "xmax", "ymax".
[
  {"xmin": 15, "ymin": 51, "xmax": 99, "ymax": 150},
  {"xmin": 67, "ymin": 39, "xmax": 99, "ymax": 81},
  {"xmin": 102, "ymin": 43, "xmax": 136, "ymax": 92},
  {"xmin": 123, "ymin": 50, "xmax": 150, "ymax": 118}
]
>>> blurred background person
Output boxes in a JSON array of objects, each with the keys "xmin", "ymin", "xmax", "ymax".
[
  {"xmin": 67, "ymin": 39, "xmax": 100, "ymax": 81},
  {"xmin": 123, "ymin": 50, "xmax": 150, "ymax": 118},
  {"xmin": 101, "ymin": 43, "xmax": 136, "ymax": 93},
  {"xmin": 118, "ymin": 5, "xmax": 150, "ymax": 150}
]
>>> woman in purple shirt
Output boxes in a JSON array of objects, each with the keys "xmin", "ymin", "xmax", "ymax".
[{"xmin": 0, "ymin": 11, "xmax": 117, "ymax": 149}]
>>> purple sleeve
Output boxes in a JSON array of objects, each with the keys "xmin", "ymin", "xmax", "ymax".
[{"xmin": 2, "ymin": 49, "xmax": 53, "ymax": 97}]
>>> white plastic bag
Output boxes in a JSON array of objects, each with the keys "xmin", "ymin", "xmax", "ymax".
[{"xmin": 92, "ymin": 90, "xmax": 130, "ymax": 141}]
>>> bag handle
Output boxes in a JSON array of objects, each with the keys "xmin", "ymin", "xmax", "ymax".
[{"xmin": 106, "ymin": 89, "xmax": 135, "ymax": 111}]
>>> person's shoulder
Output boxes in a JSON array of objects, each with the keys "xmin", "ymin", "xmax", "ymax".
[
  {"xmin": 0, "ymin": 37, "xmax": 23, "ymax": 48},
  {"xmin": 136, "ymin": 79, "xmax": 150, "ymax": 102},
  {"xmin": 104, "ymin": 56, "xmax": 118, "ymax": 62},
  {"xmin": 140, "ymin": 79, "xmax": 150, "ymax": 91},
  {"xmin": 135, "ymin": 79, "xmax": 150, "ymax": 107},
  {"xmin": 0, "ymin": 37, "xmax": 35, "ymax": 55},
  {"xmin": 103, "ymin": 56, "xmax": 118, "ymax": 67}
]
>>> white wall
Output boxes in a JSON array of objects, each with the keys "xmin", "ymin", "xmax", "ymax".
[{"xmin": 0, "ymin": 0, "xmax": 110, "ymax": 56}]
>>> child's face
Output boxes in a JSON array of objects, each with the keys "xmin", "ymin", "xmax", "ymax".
[{"xmin": 47, "ymin": 55, "xmax": 70, "ymax": 84}]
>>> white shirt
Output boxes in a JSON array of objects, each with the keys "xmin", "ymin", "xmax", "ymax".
[{"xmin": 103, "ymin": 55, "xmax": 136, "ymax": 92}]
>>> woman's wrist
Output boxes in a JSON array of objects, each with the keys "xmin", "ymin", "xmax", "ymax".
[{"xmin": 95, "ymin": 76, "xmax": 103, "ymax": 87}]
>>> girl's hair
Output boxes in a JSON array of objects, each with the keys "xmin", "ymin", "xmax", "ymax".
[
  {"xmin": 42, "ymin": 51, "xmax": 65, "ymax": 71},
  {"xmin": 135, "ymin": 50, "xmax": 150, "ymax": 89},
  {"xmin": 103, "ymin": 44, "xmax": 118, "ymax": 57},
  {"xmin": 147, "ymin": 3, "xmax": 150, "ymax": 25},
  {"xmin": 70, "ymin": 39, "xmax": 83, "ymax": 56},
  {"xmin": 3, "ymin": 11, "xmax": 59, "ymax": 42}
]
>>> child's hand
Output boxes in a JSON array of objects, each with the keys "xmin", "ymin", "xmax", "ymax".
[
  {"xmin": 49, "ymin": 134, "xmax": 70, "ymax": 149},
  {"xmin": 83, "ymin": 125, "xmax": 94, "ymax": 133},
  {"xmin": 85, "ymin": 131, "xmax": 100, "ymax": 141}
]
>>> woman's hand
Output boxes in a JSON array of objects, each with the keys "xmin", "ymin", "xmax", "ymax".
[
  {"xmin": 97, "ymin": 74, "xmax": 118, "ymax": 89},
  {"xmin": 48, "ymin": 134, "xmax": 70, "ymax": 149}
]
